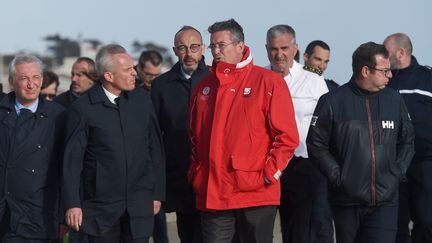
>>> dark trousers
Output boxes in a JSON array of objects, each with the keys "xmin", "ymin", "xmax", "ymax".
[
  {"xmin": 332, "ymin": 202, "xmax": 398, "ymax": 243},
  {"xmin": 279, "ymin": 157, "xmax": 333, "ymax": 243},
  {"xmin": 68, "ymin": 230, "xmax": 89, "ymax": 243},
  {"xmin": 176, "ymin": 210, "xmax": 203, "ymax": 243},
  {"xmin": 200, "ymin": 205, "xmax": 277, "ymax": 243},
  {"xmin": 153, "ymin": 208, "xmax": 169, "ymax": 243},
  {"xmin": 397, "ymin": 162, "xmax": 432, "ymax": 243},
  {"xmin": 396, "ymin": 181, "xmax": 412, "ymax": 243},
  {"xmin": 88, "ymin": 212, "xmax": 149, "ymax": 243}
]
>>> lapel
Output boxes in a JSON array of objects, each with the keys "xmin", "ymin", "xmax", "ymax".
[{"xmin": 89, "ymin": 84, "xmax": 118, "ymax": 109}]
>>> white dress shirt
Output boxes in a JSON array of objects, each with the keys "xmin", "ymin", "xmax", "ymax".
[{"xmin": 267, "ymin": 61, "xmax": 328, "ymax": 158}]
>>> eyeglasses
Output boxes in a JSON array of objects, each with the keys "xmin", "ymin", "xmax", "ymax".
[
  {"xmin": 367, "ymin": 66, "xmax": 392, "ymax": 76},
  {"xmin": 207, "ymin": 42, "xmax": 235, "ymax": 51},
  {"xmin": 41, "ymin": 93, "xmax": 56, "ymax": 100},
  {"xmin": 175, "ymin": 44, "xmax": 202, "ymax": 54}
]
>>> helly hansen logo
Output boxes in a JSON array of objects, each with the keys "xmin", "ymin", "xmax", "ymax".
[{"xmin": 382, "ymin": 120, "xmax": 394, "ymax": 129}]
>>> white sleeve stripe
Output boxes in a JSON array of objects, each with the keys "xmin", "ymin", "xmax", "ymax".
[
  {"xmin": 399, "ymin": 89, "xmax": 432, "ymax": 98},
  {"xmin": 273, "ymin": 170, "xmax": 282, "ymax": 181}
]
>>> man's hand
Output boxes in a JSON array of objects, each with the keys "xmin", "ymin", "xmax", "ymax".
[
  {"xmin": 153, "ymin": 200, "xmax": 161, "ymax": 215},
  {"xmin": 65, "ymin": 207, "xmax": 83, "ymax": 231}
]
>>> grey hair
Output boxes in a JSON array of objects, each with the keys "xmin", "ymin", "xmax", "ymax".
[
  {"xmin": 266, "ymin": 24, "xmax": 296, "ymax": 44},
  {"xmin": 95, "ymin": 44, "xmax": 127, "ymax": 79},
  {"xmin": 8, "ymin": 54, "xmax": 43, "ymax": 80}
]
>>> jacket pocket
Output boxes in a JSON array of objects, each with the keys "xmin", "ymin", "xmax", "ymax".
[{"xmin": 231, "ymin": 156, "xmax": 265, "ymax": 192}]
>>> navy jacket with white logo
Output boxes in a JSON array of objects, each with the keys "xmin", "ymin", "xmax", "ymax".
[{"xmin": 307, "ymin": 80, "xmax": 415, "ymax": 206}]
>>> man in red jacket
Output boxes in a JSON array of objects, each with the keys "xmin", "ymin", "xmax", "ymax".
[{"xmin": 188, "ymin": 19, "xmax": 299, "ymax": 243}]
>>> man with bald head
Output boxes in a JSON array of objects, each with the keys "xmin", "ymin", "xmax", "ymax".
[
  {"xmin": 151, "ymin": 26, "xmax": 209, "ymax": 243},
  {"xmin": 384, "ymin": 33, "xmax": 432, "ymax": 243}
]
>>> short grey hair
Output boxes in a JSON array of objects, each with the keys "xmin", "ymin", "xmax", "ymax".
[
  {"xmin": 95, "ymin": 44, "xmax": 127, "ymax": 79},
  {"xmin": 8, "ymin": 54, "xmax": 43, "ymax": 80},
  {"xmin": 266, "ymin": 24, "xmax": 296, "ymax": 44}
]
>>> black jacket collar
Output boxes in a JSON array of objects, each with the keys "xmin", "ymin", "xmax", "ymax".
[{"xmin": 0, "ymin": 92, "xmax": 50, "ymax": 117}]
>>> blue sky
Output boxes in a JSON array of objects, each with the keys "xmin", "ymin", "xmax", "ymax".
[{"xmin": 1, "ymin": 0, "xmax": 431, "ymax": 84}]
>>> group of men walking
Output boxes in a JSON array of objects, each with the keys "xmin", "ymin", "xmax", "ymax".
[{"xmin": 0, "ymin": 18, "xmax": 431, "ymax": 243}]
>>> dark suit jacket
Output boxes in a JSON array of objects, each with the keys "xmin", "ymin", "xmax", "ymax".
[
  {"xmin": 53, "ymin": 90, "xmax": 79, "ymax": 109},
  {"xmin": 0, "ymin": 94, "xmax": 65, "ymax": 239},
  {"xmin": 63, "ymin": 84, "xmax": 165, "ymax": 238},
  {"xmin": 151, "ymin": 58, "xmax": 209, "ymax": 213}
]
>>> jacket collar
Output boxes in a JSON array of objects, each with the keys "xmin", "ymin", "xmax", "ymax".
[
  {"xmin": 210, "ymin": 45, "xmax": 253, "ymax": 73},
  {"xmin": 88, "ymin": 83, "xmax": 129, "ymax": 108},
  {"xmin": 171, "ymin": 56, "xmax": 208, "ymax": 82},
  {"xmin": 349, "ymin": 78, "xmax": 381, "ymax": 97},
  {"xmin": 392, "ymin": 55, "xmax": 419, "ymax": 76},
  {"xmin": 0, "ymin": 92, "xmax": 51, "ymax": 117}
]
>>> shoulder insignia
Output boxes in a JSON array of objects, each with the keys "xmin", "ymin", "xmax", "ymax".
[{"xmin": 303, "ymin": 65, "xmax": 323, "ymax": 76}]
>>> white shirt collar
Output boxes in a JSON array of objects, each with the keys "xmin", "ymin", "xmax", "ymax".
[
  {"xmin": 180, "ymin": 67, "xmax": 191, "ymax": 80},
  {"xmin": 101, "ymin": 85, "xmax": 119, "ymax": 104},
  {"xmin": 265, "ymin": 60, "xmax": 299, "ymax": 80}
]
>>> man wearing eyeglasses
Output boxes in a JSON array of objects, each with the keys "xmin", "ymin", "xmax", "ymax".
[
  {"xmin": 384, "ymin": 33, "xmax": 432, "ymax": 243},
  {"xmin": 307, "ymin": 42, "xmax": 415, "ymax": 243},
  {"xmin": 188, "ymin": 19, "xmax": 299, "ymax": 243},
  {"xmin": 136, "ymin": 50, "xmax": 163, "ymax": 91},
  {"xmin": 151, "ymin": 25, "xmax": 209, "ymax": 243},
  {"xmin": 41, "ymin": 70, "xmax": 60, "ymax": 101},
  {"xmin": 265, "ymin": 25, "xmax": 331, "ymax": 243}
]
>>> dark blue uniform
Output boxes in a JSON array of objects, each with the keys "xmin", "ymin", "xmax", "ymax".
[{"xmin": 388, "ymin": 56, "xmax": 432, "ymax": 243}]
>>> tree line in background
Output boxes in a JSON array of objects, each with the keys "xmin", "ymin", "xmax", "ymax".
[{"xmin": 42, "ymin": 33, "xmax": 174, "ymax": 68}]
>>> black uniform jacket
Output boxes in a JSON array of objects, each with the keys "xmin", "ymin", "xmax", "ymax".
[
  {"xmin": 62, "ymin": 84, "xmax": 165, "ymax": 238},
  {"xmin": 151, "ymin": 58, "xmax": 209, "ymax": 213},
  {"xmin": 307, "ymin": 80, "xmax": 415, "ymax": 206},
  {"xmin": 0, "ymin": 93, "xmax": 65, "ymax": 239},
  {"xmin": 388, "ymin": 56, "xmax": 432, "ymax": 164}
]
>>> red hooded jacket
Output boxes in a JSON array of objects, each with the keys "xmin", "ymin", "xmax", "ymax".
[{"xmin": 188, "ymin": 46, "xmax": 299, "ymax": 210}]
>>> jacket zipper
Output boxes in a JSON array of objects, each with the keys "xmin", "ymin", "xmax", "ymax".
[{"xmin": 365, "ymin": 98, "xmax": 377, "ymax": 205}]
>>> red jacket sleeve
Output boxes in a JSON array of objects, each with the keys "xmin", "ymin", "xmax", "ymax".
[{"xmin": 263, "ymin": 75, "xmax": 299, "ymax": 184}]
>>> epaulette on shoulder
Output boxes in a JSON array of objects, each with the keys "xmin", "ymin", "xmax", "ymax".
[
  {"xmin": 425, "ymin": 65, "xmax": 432, "ymax": 70},
  {"xmin": 303, "ymin": 65, "xmax": 323, "ymax": 76}
]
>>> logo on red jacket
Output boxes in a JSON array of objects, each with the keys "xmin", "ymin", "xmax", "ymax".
[
  {"xmin": 243, "ymin": 87, "xmax": 251, "ymax": 96},
  {"xmin": 202, "ymin": 86, "xmax": 210, "ymax": 95}
]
